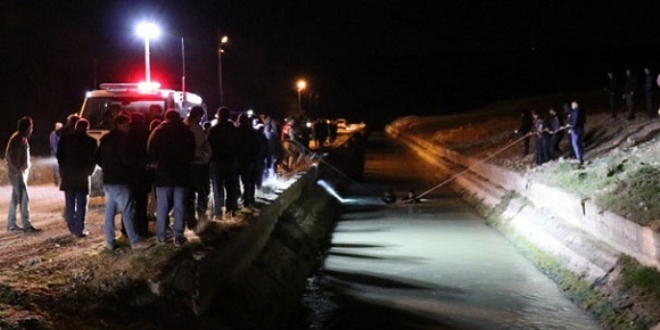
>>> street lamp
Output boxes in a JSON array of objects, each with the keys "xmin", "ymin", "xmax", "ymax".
[
  {"xmin": 297, "ymin": 79, "xmax": 307, "ymax": 113},
  {"xmin": 136, "ymin": 22, "xmax": 160, "ymax": 83},
  {"xmin": 218, "ymin": 35, "xmax": 229, "ymax": 106}
]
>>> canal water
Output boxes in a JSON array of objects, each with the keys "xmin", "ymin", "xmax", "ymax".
[{"xmin": 301, "ymin": 133, "xmax": 602, "ymax": 330}]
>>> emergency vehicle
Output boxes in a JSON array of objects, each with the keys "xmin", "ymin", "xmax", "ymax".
[{"xmin": 79, "ymin": 82, "xmax": 205, "ymax": 141}]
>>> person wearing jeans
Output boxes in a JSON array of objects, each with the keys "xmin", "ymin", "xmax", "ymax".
[
  {"xmin": 148, "ymin": 109, "xmax": 195, "ymax": 246},
  {"xmin": 6, "ymin": 116, "xmax": 38, "ymax": 233},
  {"xmin": 56, "ymin": 118, "xmax": 97, "ymax": 238},
  {"xmin": 156, "ymin": 186, "xmax": 187, "ymax": 243},
  {"xmin": 97, "ymin": 114, "xmax": 150, "ymax": 250},
  {"xmin": 103, "ymin": 184, "xmax": 141, "ymax": 249},
  {"xmin": 569, "ymin": 101, "xmax": 586, "ymax": 166}
]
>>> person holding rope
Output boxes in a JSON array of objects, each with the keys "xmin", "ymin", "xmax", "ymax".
[
  {"xmin": 515, "ymin": 109, "xmax": 533, "ymax": 156},
  {"xmin": 403, "ymin": 190, "xmax": 421, "ymax": 204},
  {"xmin": 548, "ymin": 107, "xmax": 564, "ymax": 160},
  {"xmin": 531, "ymin": 109, "xmax": 551, "ymax": 165}
]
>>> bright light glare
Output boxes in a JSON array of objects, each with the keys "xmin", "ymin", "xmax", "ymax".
[
  {"xmin": 297, "ymin": 80, "xmax": 306, "ymax": 91},
  {"xmin": 247, "ymin": 109, "xmax": 254, "ymax": 117},
  {"xmin": 221, "ymin": 35, "xmax": 229, "ymax": 44},
  {"xmin": 136, "ymin": 22, "xmax": 161, "ymax": 39},
  {"xmin": 137, "ymin": 81, "xmax": 161, "ymax": 91},
  {"xmin": 317, "ymin": 179, "xmax": 356, "ymax": 204},
  {"xmin": 186, "ymin": 93, "xmax": 203, "ymax": 104}
]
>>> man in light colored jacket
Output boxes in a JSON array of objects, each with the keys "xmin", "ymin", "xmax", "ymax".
[{"xmin": 184, "ymin": 106, "xmax": 211, "ymax": 230}]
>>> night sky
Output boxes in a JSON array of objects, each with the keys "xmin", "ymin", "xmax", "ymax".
[{"xmin": 2, "ymin": 1, "xmax": 660, "ymax": 153}]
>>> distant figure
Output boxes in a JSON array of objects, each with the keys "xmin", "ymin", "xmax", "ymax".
[
  {"xmin": 623, "ymin": 69, "xmax": 637, "ymax": 120},
  {"xmin": 568, "ymin": 101, "xmax": 586, "ymax": 166},
  {"xmin": 148, "ymin": 109, "xmax": 196, "ymax": 246},
  {"xmin": 404, "ymin": 190, "xmax": 420, "ymax": 204},
  {"xmin": 515, "ymin": 110, "xmax": 533, "ymax": 156},
  {"xmin": 563, "ymin": 103, "xmax": 576, "ymax": 159},
  {"xmin": 147, "ymin": 104, "xmax": 163, "ymax": 124},
  {"xmin": 56, "ymin": 118, "xmax": 97, "ymax": 238},
  {"xmin": 644, "ymin": 67, "xmax": 655, "ymax": 118},
  {"xmin": 49, "ymin": 121, "xmax": 63, "ymax": 186},
  {"xmin": 531, "ymin": 109, "xmax": 551, "ymax": 165},
  {"xmin": 98, "ymin": 104, "xmax": 122, "ymax": 129},
  {"xmin": 263, "ymin": 118, "xmax": 281, "ymax": 179},
  {"xmin": 606, "ymin": 71, "xmax": 619, "ymax": 120},
  {"xmin": 60, "ymin": 114, "xmax": 80, "ymax": 136},
  {"xmin": 5, "ymin": 116, "xmax": 39, "ymax": 233},
  {"xmin": 548, "ymin": 108, "xmax": 564, "ymax": 160},
  {"xmin": 328, "ymin": 120, "xmax": 338, "ymax": 143},
  {"xmin": 381, "ymin": 189, "xmax": 397, "ymax": 204},
  {"xmin": 313, "ymin": 118, "xmax": 329, "ymax": 148}
]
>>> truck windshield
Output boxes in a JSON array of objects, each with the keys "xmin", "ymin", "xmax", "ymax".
[{"xmin": 81, "ymin": 97, "xmax": 168, "ymax": 129}]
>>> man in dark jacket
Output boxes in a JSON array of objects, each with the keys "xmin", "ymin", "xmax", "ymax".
[
  {"xmin": 208, "ymin": 107, "xmax": 241, "ymax": 219},
  {"xmin": 568, "ymin": 101, "xmax": 586, "ymax": 166},
  {"xmin": 97, "ymin": 114, "xmax": 149, "ymax": 250},
  {"xmin": 128, "ymin": 112, "xmax": 152, "ymax": 237},
  {"xmin": 515, "ymin": 110, "xmax": 533, "ymax": 156},
  {"xmin": 56, "ymin": 119, "xmax": 97, "ymax": 237},
  {"xmin": 606, "ymin": 71, "xmax": 619, "ymax": 120},
  {"xmin": 548, "ymin": 107, "xmax": 564, "ymax": 160},
  {"xmin": 148, "ymin": 109, "xmax": 195, "ymax": 246},
  {"xmin": 644, "ymin": 67, "xmax": 655, "ymax": 118},
  {"xmin": 623, "ymin": 69, "xmax": 637, "ymax": 120},
  {"xmin": 237, "ymin": 113, "xmax": 258, "ymax": 208}
]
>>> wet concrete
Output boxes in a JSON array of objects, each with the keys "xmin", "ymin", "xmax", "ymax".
[{"xmin": 302, "ymin": 133, "xmax": 602, "ymax": 330}]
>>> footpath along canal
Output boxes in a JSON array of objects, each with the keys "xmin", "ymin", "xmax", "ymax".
[{"xmin": 301, "ymin": 132, "xmax": 602, "ymax": 330}]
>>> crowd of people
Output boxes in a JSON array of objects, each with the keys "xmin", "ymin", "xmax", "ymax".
[
  {"xmin": 516, "ymin": 67, "xmax": 660, "ymax": 168},
  {"xmin": 606, "ymin": 67, "xmax": 660, "ymax": 121},
  {"xmin": 516, "ymin": 100, "xmax": 586, "ymax": 167},
  {"xmin": 5, "ymin": 106, "xmax": 342, "ymax": 251}
]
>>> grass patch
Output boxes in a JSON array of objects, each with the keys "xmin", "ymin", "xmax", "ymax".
[
  {"xmin": 536, "ymin": 158, "xmax": 660, "ymax": 227},
  {"xmin": 596, "ymin": 165, "xmax": 660, "ymax": 225},
  {"xmin": 620, "ymin": 256, "xmax": 660, "ymax": 301}
]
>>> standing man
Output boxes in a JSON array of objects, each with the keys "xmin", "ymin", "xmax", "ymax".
[
  {"xmin": 6, "ymin": 116, "xmax": 39, "ymax": 233},
  {"xmin": 49, "ymin": 121, "xmax": 63, "ymax": 186},
  {"xmin": 184, "ymin": 106, "xmax": 211, "ymax": 230},
  {"xmin": 623, "ymin": 68, "xmax": 637, "ymax": 120},
  {"xmin": 56, "ymin": 119, "xmax": 97, "ymax": 238},
  {"xmin": 644, "ymin": 67, "xmax": 655, "ymax": 118},
  {"xmin": 148, "ymin": 109, "xmax": 195, "ymax": 246},
  {"xmin": 208, "ymin": 107, "xmax": 241, "ymax": 220},
  {"xmin": 515, "ymin": 110, "xmax": 533, "ymax": 156},
  {"xmin": 548, "ymin": 107, "xmax": 564, "ymax": 161},
  {"xmin": 606, "ymin": 71, "xmax": 619, "ymax": 120},
  {"xmin": 568, "ymin": 101, "xmax": 586, "ymax": 166},
  {"xmin": 97, "ymin": 114, "xmax": 149, "ymax": 250}
]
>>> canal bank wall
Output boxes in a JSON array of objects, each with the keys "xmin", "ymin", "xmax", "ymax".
[
  {"xmin": 386, "ymin": 125, "xmax": 660, "ymax": 330},
  {"xmin": 142, "ymin": 133, "xmax": 367, "ymax": 330}
]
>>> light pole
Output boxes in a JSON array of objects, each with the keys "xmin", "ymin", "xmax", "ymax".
[
  {"xmin": 218, "ymin": 35, "xmax": 228, "ymax": 106},
  {"xmin": 136, "ymin": 22, "xmax": 160, "ymax": 83},
  {"xmin": 297, "ymin": 79, "xmax": 307, "ymax": 113}
]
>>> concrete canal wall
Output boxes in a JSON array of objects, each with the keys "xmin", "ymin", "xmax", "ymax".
[{"xmin": 386, "ymin": 125, "xmax": 660, "ymax": 330}]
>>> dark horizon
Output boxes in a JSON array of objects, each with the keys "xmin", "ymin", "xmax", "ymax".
[{"xmin": 2, "ymin": 1, "xmax": 660, "ymax": 154}]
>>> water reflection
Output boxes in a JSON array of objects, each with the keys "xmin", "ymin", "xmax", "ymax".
[{"xmin": 300, "ymin": 134, "xmax": 601, "ymax": 330}]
